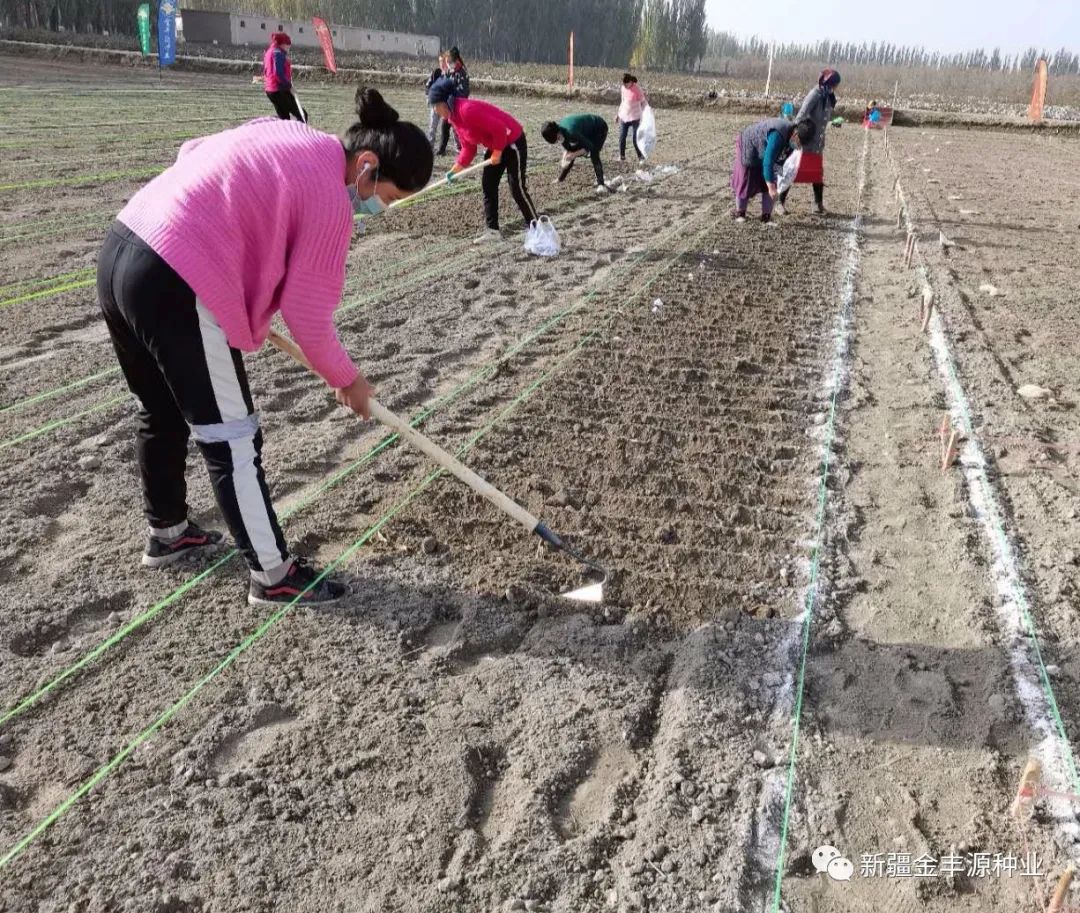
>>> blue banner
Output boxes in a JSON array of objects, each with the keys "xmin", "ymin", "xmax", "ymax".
[{"xmin": 157, "ymin": 0, "xmax": 176, "ymax": 67}]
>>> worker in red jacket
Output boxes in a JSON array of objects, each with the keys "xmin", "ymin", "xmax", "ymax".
[
  {"xmin": 428, "ymin": 77, "xmax": 538, "ymax": 244},
  {"xmin": 263, "ymin": 32, "xmax": 305, "ymax": 121}
]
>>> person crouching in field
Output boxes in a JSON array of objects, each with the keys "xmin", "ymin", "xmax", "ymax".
[
  {"xmin": 730, "ymin": 117, "xmax": 815, "ymax": 223},
  {"xmin": 428, "ymin": 77, "xmax": 539, "ymax": 245},
  {"xmin": 778, "ymin": 68, "xmax": 840, "ymax": 215},
  {"xmin": 96, "ymin": 88, "xmax": 432, "ymax": 605},
  {"xmin": 541, "ymin": 115, "xmax": 614, "ymax": 194},
  {"xmin": 263, "ymin": 31, "xmax": 304, "ymax": 121}
]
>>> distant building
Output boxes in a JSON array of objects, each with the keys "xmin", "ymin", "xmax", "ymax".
[{"xmin": 179, "ymin": 9, "xmax": 439, "ymax": 57}]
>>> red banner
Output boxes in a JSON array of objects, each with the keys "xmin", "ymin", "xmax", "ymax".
[
  {"xmin": 1029, "ymin": 59, "xmax": 1047, "ymax": 123},
  {"xmin": 312, "ymin": 17, "xmax": 337, "ymax": 73}
]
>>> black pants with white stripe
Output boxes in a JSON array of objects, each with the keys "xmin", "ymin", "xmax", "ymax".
[
  {"xmin": 482, "ymin": 136, "xmax": 538, "ymax": 231},
  {"xmin": 97, "ymin": 223, "xmax": 289, "ymax": 579}
]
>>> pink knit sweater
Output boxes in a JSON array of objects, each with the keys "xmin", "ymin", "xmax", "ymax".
[{"xmin": 118, "ymin": 118, "xmax": 358, "ymax": 388}]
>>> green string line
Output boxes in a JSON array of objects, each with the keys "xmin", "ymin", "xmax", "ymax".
[
  {"xmin": 0, "ymin": 131, "xmax": 201, "ymax": 151},
  {"xmin": 768, "ymin": 136, "xmax": 869, "ymax": 913},
  {"xmin": 0, "ymin": 218, "xmax": 115, "ymax": 246},
  {"xmin": 0, "ymin": 199, "xmax": 713, "ymax": 733},
  {"xmin": 0, "ymin": 278, "xmax": 95, "ymax": 308},
  {"xmin": 929, "ymin": 296, "xmax": 1080, "ymax": 798},
  {"xmin": 0, "ymin": 213, "xmax": 712, "ymax": 870},
  {"xmin": 768, "ymin": 352, "xmax": 846, "ymax": 913},
  {"xmin": 0, "ymin": 238, "xmax": 463, "ymax": 421},
  {"xmin": 0, "ymin": 167, "xmax": 164, "ymax": 193},
  {"xmin": 0, "ymin": 395, "xmax": 130, "ymax": 452},
  {"xmin": 0, "ymin": 267, "xmax": 94, "ymax": 295},
  {"xmin": 0, "ymin": 368, "xmax": 122, "ymax": 417},
  {"xmin": 889, "ymin": 143, "xmax": 1080, "ymax": 798}
]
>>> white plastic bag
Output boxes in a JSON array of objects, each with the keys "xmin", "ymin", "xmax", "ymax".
[
  {"xmin": 777, "ymin": 148, "xmax": 802, "ymax": 194},
  {"xmin": 524, "ymin": 215, "xmax": 561, "ymax": 257},
  {"xmin": 637, "ymin": 105, "xmax": 657, "ymax": 159}
]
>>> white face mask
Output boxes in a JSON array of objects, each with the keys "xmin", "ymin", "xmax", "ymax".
[{"xmin": 349, "ymin": 162, "xmax": 388, "ymax": 216}]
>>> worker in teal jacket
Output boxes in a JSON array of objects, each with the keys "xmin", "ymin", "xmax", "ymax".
[{"xmin": 541, "ymin": 114, "xmax": 613, "ymax": 193}]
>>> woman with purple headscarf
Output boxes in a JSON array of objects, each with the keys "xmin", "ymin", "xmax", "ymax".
[{"xmin": 778, "ymin": 67, "xmax": 840, "ymax": 215}]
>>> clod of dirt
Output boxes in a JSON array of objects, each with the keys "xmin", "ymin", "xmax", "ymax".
[
  {"xmin": 77, "ymin": 455, "xmax": 101, "ymax": 470},
  {"xmin": 549, "ymin": 488, "xmax": 580, "ymax": 509},
  {"xmin": 0, "ymin": 756, "xmax": 11, "ymax": 772},
  {"xmin": 979, "ymin": 282, "xmax": 1003, "ymax": 297},
  {"xmin": 504, "ymin": 584, "xmax": 529, "ymax": 606},
  {"xmin": 421, "ymin": 536, "xmax": 439, "ymax": 555},
  {"xmin": 1016, "ymin": 384, "xmax": 1051, "ymax": 400},
  {"xmin": 654, "ymin": 526, "xmax": 678, "ymax": 544}
]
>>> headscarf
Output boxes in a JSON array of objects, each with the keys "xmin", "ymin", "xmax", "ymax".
[
  {"xmin": 819, "ymin": 68, "xmax": 840, "ymax": 89},
  {"xmin": 427, "ymin": 75, "xmax": 460, "ymax": 109}
]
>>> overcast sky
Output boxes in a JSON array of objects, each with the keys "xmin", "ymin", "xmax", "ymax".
[{"xmin": 704, "ymin": 0, "xmax": 1080, "ymax": 55}]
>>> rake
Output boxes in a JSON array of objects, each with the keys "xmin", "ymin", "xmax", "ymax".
[{"xmin": 266, "ymin": 330, "xmax": 608, "ymax": 603}]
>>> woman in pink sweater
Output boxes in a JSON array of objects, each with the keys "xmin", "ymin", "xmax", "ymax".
[
  {"xmin": 616, "ymin": 72, "xmax": 647, "ymax": 162},
  {"xmin": 428, "ymin": 76, "xmax": 538, "ymax": 244},
  {"xmin": 96, "ymin": 88, "xmax": 432, "ymax": 606}
]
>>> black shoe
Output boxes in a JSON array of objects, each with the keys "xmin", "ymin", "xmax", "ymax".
[
  {"xmin": 248, "ymin": 558, "xmax": 347, "ymax": 606},
  {"xmin": 142, "ymin": 522, "xmax": 224, "ymax": 568}
]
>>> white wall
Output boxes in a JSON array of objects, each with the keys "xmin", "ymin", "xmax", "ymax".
[{"xmin": 226, "ymin": 13, "xmax": 438, "ymax": 57}]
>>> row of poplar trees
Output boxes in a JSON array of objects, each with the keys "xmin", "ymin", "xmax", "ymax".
[{"xmin": 705, "ymin": 31, "xmax": 1080, "ymax": 76}]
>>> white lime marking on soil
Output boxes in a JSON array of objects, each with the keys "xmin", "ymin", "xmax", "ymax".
[
  {"xmin": 897, "ymin": 176, "xmax": 1080, "ymax": 859},
  {"xmin": 0, "ymin": 351, "xmax": 56, "ymax": 374},
  {"xmin": 745, "ymin": 128, "xmax": 870, "ymax": 907}
]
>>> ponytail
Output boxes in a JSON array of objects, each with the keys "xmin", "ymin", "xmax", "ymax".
[{"xmin": 343, "ymin": 87, "xmax": 433, "ymax": 192}]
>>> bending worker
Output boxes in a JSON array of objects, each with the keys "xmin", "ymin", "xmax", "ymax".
[{"xmin": 541, "ymin": 114, "xmax": 614, "ymax": 193}]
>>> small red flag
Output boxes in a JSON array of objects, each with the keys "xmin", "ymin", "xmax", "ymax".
[{"xmin": 312, "ymin": 17, "xmax": 337, "ymax": 73}]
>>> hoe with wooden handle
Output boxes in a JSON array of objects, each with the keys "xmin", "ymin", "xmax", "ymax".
[{"xmin": 267, "ymin": 330, "xmax": 607, "ymax": 603}]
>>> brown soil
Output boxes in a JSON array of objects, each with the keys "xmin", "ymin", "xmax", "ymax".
[{"xmin": 2, "ymin": 55, "xmax": 1080, "ymax": 913}]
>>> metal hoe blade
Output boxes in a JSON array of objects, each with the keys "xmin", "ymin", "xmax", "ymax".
[
  {"xmin": 561, "ymin": 580, "xmax": 605, "ymax": 603},
  {"xmin": 534, "ymin": 522, "xmax": 608, "ymax": 603}
]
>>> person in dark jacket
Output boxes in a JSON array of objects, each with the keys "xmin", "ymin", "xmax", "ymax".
[
  {"xmin": 425, "ymin": 52, "xmax": 448, "ymax": 146},
  {"xmin": 730, "ymin": 117, "xmax": 815, "ymax": 223},
  {"xmin": 541, "ymin": 114, "xmax": 613, "ymax": 193},
  {"xmin": 777, "ymin": 68, "xmax": 839, "ymax": 215},
  {"xmin": 436, "ymin": 46, "xmax": 470, "ymax": 156}
]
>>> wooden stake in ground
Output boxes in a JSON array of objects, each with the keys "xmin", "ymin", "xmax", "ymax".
[
  {"xmin": 1011, "ymin": 757, "xmax": 1042, "ymax": 820},
  {"xmin": 568, "ymin": 31, "xmax": 574, "ymax": 90},
  {"xmin": 1048, "ymin": 863, "xmax": 1076, "ymax": 913},
  {"xmin": 939, "ymin": 411, "xmax": 961, "ymax": 472},
  {"xmin": 920, "ymin": 287, "xmax": 934, "ymax": 333}
]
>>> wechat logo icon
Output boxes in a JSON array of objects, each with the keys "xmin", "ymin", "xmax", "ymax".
[{"xmin": 813, "ymin": 845, "xmax": 854, "ymax": 882}]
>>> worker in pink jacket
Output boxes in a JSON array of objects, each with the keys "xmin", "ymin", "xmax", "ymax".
[
  {"xmin": 95, "ymin": 89, "xmax": 432, "ymax": 606},
  {"xmin": 616, "ymin": 72, "xmax": 647, "ymax": 162},
  {"xmin": 428, "ymin": 76, "xmax": 538, "ymax": 244},
  {"xmin": 263, "ymin": 31, "xmax": 305, "ymax": 121}
]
